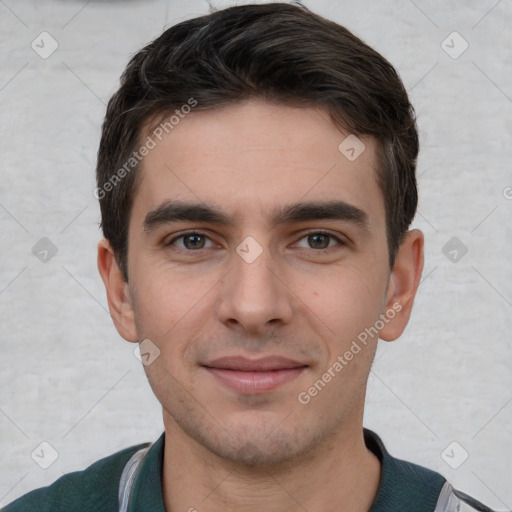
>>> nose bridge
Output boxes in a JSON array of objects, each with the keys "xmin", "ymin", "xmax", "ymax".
[{"xmin": 217, "ymin": 235, "xmax": 292, "ymax": 331}]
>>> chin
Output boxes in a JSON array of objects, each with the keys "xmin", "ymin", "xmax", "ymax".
[
  {"xmin": 211, "ymin": 435, "xmax": 305, "ymax": 467},
  {"xmin": 193, "ymin": 415, "xmax": 325, "ymax": 467}
]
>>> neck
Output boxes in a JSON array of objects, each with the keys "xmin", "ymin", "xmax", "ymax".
[{"xmin": 161, "ymin": 411, "xmax": 381, "ymax": 512}]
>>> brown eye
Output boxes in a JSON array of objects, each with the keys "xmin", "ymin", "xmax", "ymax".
[
  {"xmin": 166, "ymin": 232, "xmax": 213, "ymax": 250},
  {"xmin": 307, "ymin": 233, "xmax": 331, "ymax": 249},
  {"xmin": 295, "ymin": 231, "xmax": 344, "ymax": 251},
  {"xmin": 182, "ymin": 234, "xmax": 206, "ymax": 249}
]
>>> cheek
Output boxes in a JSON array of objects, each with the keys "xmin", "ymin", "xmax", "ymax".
[
  {"xmin": 132, "ymin": 262, "xmax": 204, "ymax": 327},
  {"xmin": 300, "ymin": 262, "xmax": 388, "ymax": 344},
  {"xmin": 130, "ymin": 268, "xmax": 218, "ymax": 366}
]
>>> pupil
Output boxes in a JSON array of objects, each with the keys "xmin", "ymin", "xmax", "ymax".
[
  {"xmin": 310, "ymin": 234, "xmax": 328, "ymax": 249},
  {"xmin": 185, "ymin": 235, "xmax": 203, "ymax": 249}
]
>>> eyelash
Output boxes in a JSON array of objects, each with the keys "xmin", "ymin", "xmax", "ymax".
[{"xmin": 165, "ymin": 230, "xmax": 346, "ymax": 252}]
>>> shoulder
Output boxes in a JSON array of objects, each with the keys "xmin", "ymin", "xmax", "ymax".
[
  {"xmin": 365, "ymin": 428, "xmax": 446, "ymax": 511},
  {"xmin": 364, "ymin": 429, "xmax": 499, "ymax": 512},
  {"xmin": 2, "ymin": 441, "xmax": 150, "ymax": 512},
  {"xmin": 435, "ymin": 482, "xmax": 499, "ymax": 512}
]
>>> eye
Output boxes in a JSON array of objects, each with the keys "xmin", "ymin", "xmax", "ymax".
[
  {"xmin": 166, "ymin": 231, "xmax": 214, "ymax": 250},
  {"xmin": 295, "ymin": 231, "xmax": 345, "ymax": 250}
]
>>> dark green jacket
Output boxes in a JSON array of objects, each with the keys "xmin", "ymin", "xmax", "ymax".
[{"xmin": 2, "ymin": 429, "xmax": 496, "ymax": 512}]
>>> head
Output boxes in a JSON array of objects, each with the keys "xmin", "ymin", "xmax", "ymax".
[
  {"xmin": 96, "ymin": 2, "xmax": 419, "ymax": 280},
  {"xmin": 97, "ymin": 3, "xmax": 423, "ymax": 466}
]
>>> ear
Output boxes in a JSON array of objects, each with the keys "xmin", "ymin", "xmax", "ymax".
[
  {"xmin": 97, "ymin": 239, "xmax": 138, "ymax": 343},
  {"xmin": 379, "ymin": 229, "xmax": 424, "ymax": 342}
]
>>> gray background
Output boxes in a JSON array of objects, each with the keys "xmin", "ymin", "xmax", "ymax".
[{"xmin": 1, "ymin": 0, "xmax": 511, "ymax": 509}]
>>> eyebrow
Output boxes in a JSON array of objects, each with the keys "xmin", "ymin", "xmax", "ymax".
[{"xmin": 143, "ymin": 199, "xmax": 369, "ymax": 232}]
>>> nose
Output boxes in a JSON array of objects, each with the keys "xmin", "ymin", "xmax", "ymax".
[{"xmin": 216, "ymin": 238, "xmax": 294, "ymax": 335}]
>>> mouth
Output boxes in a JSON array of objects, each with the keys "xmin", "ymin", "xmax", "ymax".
[{"xmin": 202, "ymin": 356, "xmax": 308, "ymax": 393}]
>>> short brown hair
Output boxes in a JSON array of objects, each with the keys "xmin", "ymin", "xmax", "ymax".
[{"xmin": 96, "ymin": 2, "xmax": 418, "ymax": 281}]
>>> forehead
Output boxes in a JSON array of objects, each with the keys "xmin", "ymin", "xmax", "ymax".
[{"xmin": 131, "ymin": 99, "xmax": 385, "ymax": 231}]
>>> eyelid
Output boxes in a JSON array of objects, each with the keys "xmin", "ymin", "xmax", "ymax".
[
  {"xmin": 293, "ymin": 230, "xmax": 347, "ymax": 248},
  {"xmin": 164, "ymin": 230, "xmax": 215, "ymax": 248}
]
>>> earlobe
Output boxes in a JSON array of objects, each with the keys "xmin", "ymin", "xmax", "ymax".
[
  {"xmin": 97, "ymin": 239, "xmax": 138, "ymax": 343},
  {"xmin": 379, "ymin": 229, "xmax": 424, "ymax": 342}
]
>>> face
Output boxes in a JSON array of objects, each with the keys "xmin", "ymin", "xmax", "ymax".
[{"xmin": 102, "ymin": 99, "xmax": 419, "ymax": 466}]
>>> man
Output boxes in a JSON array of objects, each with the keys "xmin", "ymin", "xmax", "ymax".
[{"xmin": 3, "ymin": 3, "xmax": 497, "ymax": 512}]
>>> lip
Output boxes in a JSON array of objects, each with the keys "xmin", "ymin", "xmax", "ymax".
[
  {"xmin": 202, "ymin": 356, "xmax": 308, "ymax": 393},
  {"xmin": 203, "ymin": 356, "xmax": 306, "ymax": 372}
]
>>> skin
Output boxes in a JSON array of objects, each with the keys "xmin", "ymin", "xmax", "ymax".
[{"xmin": 98, "ymin": 98, "xmax": 424, "ymax": 512}]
